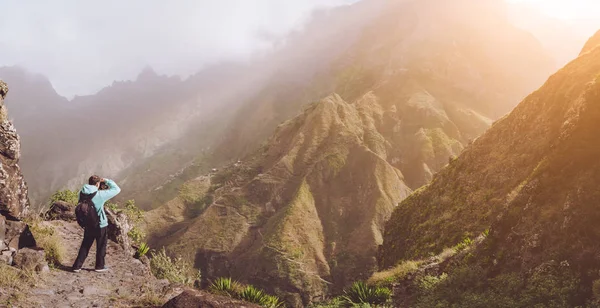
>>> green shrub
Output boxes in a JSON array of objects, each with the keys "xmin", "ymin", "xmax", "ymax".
[
  {"xmin": 179, "ymin": 182, "xmax": 204, "ymax": 205},
  {"xmin": 237, "ymin": 285, "xmax": 265, "ymax": 303},
  {"xmin": 209, "ymin": 277, "xmax": 243, "ymax": 296},
  {"xmin": 208, "ymin": 278, "xmax": 283, "ymax": 307},
  {"xmin": 123, "ymin": 200, "xmax": 144, "ymax": 223},
  {"xmin": 237, "ymin": 285, "xmax": 282, "ymax": 307},
  {"xmin": 49, "ymin": 189, "xmax": 79, "ymax": 206},
  {"xmin": 135, "ymin": 243, "xmax": 150, "ymax": 259},
  {"xmin": 105, "ymin": 201, "xmax": 119, "ymax": 212},
  {"xmin": 29, "ymin": 223, "xmax": 65, "ymax": 267},
  {"xmin": 368, "ymin": 260, "xmax": 420, "ymax": 287},
  {"xmin": 419, "ymin": 273, "xmax": 448, "ymax": 291},
  {"xmin": 128, "ymin": 227, "xmax": 146, "ymax": 245},
  {"xmin": 454, "ymin": 237, "xmax": 474, "ymax": 252},
  {"xmin": 262, "ymin": 294, "xmax": 285, "ymax": 308},
  {"xmin": 342, "ymin": 281, "xmax": 391, "ymax": 306},
  {"xmin": 109, "ymin": 200, "xmax": 145, "ymax": 244},
  {"xmin": 593, "ymin": 279, "xmax": 600, "ymax": 299},
  {"xmin": 150, "ymin": 248, "xmax": 200, "ymax": 285}
]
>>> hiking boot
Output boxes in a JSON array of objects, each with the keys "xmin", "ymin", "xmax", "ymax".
[{"xmin": 94, "ymin": 267, "xmax": 109, "ymax": 273}]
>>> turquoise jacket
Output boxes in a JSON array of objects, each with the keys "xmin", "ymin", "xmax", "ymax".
[{"xmin": 80, "ymin": 179, "xmax": 121, "ymax": 228}]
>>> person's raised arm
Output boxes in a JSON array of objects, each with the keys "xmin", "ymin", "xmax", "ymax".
[{"xmin": 97, "ymin": 178, "xmax": 121, "ymax": 202}]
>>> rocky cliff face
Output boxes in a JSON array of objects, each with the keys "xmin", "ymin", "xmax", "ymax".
[
  {"xmin": 380, "ymin": 31, "xmax": 600, "ymax": 306},
  {"xmin": 0, "ymin": 80, "xmax": 37, "ymax": 270},
  {"xmin": 0, "ymin": 80, "xmax": 29, "ymax": 219}
]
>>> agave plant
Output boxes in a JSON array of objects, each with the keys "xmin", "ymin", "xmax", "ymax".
[
  {"xmin": 237, "ymin": 285, "xmax": 267, "ymax": 304},
  {"xmin": 135, "ymin": 242, "xmax": 150, "ymax": 258},
  {"xmin": 262, "ymin": 294, "xmax": 285, "ymax": 308},
  {"xmin": 342, "ymin": 281, "xmax": 391, "ymax": 306},
  {"xmin": 237, "ymin": 285, "xmax": 285, "ymax": 307},
  {"xmin": 209, "ymin": 277, "xmax": 242, "ymax": 296}
]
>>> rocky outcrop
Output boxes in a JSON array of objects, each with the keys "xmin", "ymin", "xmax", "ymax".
[
  {"xmin": 162, "ymin": 289, "xmax": 260, "ymax": 308},
  {"xmin": 0, "ymin": 80, "xmax": 35, "ymax": 265},
  {"xmin": 106, "ymin": 209, "xmax": 133, "ymax": 255},
  {"xmin": 4, "ymin": 219, "xmax": 36, "ymax": 251},
  {"xmin": 45, "ymin": 201, "xmax": 76, "ymax": 221},
  {"xmin": 0, "ymin": 80, "xmax": 29, "ymax": 219},
  {"xmin": 13, "ymin": 247, "xmax": 48, "ymax": 272}
]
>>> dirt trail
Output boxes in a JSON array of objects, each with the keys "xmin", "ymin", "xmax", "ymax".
[{"xmin": 16, "ymin": 220, "xmax": 170, "ymax": 308}]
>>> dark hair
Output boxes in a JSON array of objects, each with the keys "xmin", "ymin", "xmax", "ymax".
[{"xmin": 88, "ymin": 175, "xmax": 102, "ymax": 186}]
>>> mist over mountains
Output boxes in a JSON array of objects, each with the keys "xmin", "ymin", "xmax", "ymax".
[
  {"xmin": 1, "ymin": 0, "xmax": 600, "ymax": 307},
  {"xmin": 2, "ymin": 0, "xmax": 579, "ymax": 210}
]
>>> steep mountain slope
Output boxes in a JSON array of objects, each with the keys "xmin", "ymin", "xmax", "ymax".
[
  {"xmin": 146, "ymin": 93, "xmax": 413, "ymax": 306},
  {"xmin": 214, "ymin": 0, "xmax": 555, "ymax": 168},
  {"xmin": 380, "ymin": 31, "xmax": 600, "ymax": 306},
  {"xmin": 143, "ymin": 0, "xmax": 559, "ymax": 305},
  {"xmin": 581, "ymin": 30, "xmax": 600, "ymax": 55}
]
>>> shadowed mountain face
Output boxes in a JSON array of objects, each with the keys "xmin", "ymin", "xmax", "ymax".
[
  {"xmin": 380, "ymin": 31, "xmax": 600, "ymax": 307},
  {"xmin": 143, "ymin": 0, "xmax": 560, "ymax": 305}
]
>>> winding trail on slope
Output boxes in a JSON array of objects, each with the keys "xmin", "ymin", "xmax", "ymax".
[{"xmin": 19, "ymin": 220, "xmax": 171, "ymax": 308}]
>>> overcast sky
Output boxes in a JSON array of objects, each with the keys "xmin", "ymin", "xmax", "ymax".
[
  {"xmin": 0, "ymin": 0, "xmax": 353, "ymax": 97},
  {"xmin": 1, "ymin": 0, "xmax": 598, "ymax": 98}
]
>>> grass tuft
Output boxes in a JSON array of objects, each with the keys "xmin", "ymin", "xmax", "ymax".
[
  {"xmin": 150, "ymin": 248, "xmax": 200, "ymax": 285},
  {"xmin": 29, "ymin": 222, "xmax": 65, "ymax": 267},
  {"xmin": 368, "ymin": 260, "xmax": 421, "ymax": 287},
  {"xmin": 342, "ymin": 281, "xmax": 391, "ymax": 306},
  {"xmin": 209, "ymin": 277, "xmax": 242, "ymax": 296}
]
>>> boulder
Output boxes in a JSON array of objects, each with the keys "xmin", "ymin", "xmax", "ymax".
[
  {"xmin": 45, "ymin": 201, "xmax": 76, "ymax": 221},
  {"xmin": 106, "ymin": 209, "xmax": 132, "ymax": 254},
  {"xmin": 0, "ymin": 250, "xmax": 12, "ymax": 265},
  {"xmin": 13, "ymin": 247, "xmax": 46, "ymax": 271},
  {"xmin": 5, "ymin": 220, "xmax": 36, "ymax": 250},
  {"xmin": 162, "ymin": 289, "xmax": 261, "ymax": 308},
  {"xmin": 35, "ymin": 262, "xmax": 50, "ymax": 273},
  {"xmin": 0, "ymin": 80, "xmax": 30, "ymax": 219}
]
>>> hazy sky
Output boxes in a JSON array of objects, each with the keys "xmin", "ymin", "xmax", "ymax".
[
  {"xmin": 507, "ymin": 0, "xmax": 600, "ymax": 19},
  {"xmin": 0, "ymin": 0, "xmax": 352, "ymax": 97},
  {"xmin": 1, "ymin": 0, "xmax": 598, "ymax": 97}
]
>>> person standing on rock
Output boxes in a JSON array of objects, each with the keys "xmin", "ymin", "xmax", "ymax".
[{"xmin": 72, "ymin": 175, "xmax": 121, "ymax": 273}]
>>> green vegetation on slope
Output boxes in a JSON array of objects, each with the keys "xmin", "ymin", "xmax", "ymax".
[{"xmin": 379, "ymin": 31, "xmax": 600, "ymax": 306}]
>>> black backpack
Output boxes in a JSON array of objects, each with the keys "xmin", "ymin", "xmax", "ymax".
[{"xmin": 75, "ymin": 192, "xmax": 99, "ymax": 229}]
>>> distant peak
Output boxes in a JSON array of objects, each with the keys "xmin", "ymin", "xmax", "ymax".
[{"xmin": 136, "ymin": 66, "xmax": 158, "ymax": 81}]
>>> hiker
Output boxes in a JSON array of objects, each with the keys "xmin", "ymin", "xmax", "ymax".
[{"xmin": 72, "ymin": 175, "xmax": 121, "ymax": 273}]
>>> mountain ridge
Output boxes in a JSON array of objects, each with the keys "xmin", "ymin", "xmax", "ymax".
[{"xmin": 378, "ymin": 29, "xmax": 600, "ymax": 307}]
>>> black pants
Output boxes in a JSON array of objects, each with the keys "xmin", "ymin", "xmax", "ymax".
[{"xmin": 72, "ymin": 226, "xmax": 107, "ymax": 270}]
